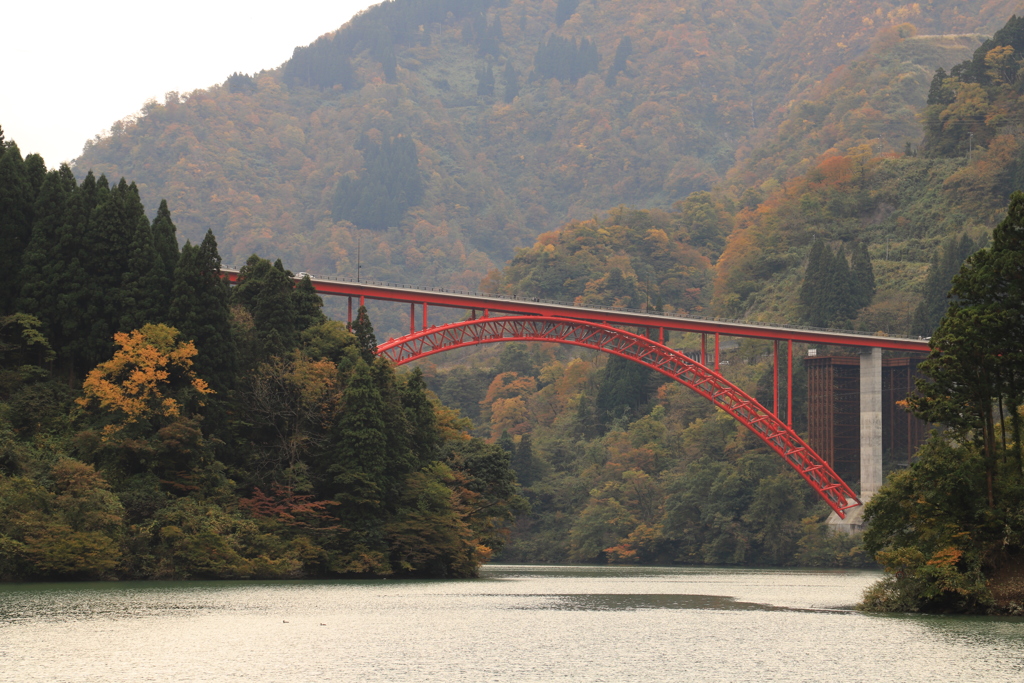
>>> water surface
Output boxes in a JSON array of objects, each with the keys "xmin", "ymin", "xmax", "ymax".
[{"xmin": 1, "ymin": 565, "xmax": 1021, "ymax": 682}]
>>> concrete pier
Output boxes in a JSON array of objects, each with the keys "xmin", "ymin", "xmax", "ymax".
[
  {"xmin": 859, "ymin": 347, "xmax": 883, "ymax": 502},
  {"xmin": 827, "ymin": 347, "xmax": 883, "ymax": 531}
]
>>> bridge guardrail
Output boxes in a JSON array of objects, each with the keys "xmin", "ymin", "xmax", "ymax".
[{"xmin": 225, "ymin": 267, "xmax": 930, "ymax": 345}]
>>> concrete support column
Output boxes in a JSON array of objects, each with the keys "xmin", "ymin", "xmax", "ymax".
[{"xmin": 860, "ymin": 347, "xmax": 883, "ymax": 502}]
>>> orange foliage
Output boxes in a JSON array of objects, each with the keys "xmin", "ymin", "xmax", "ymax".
[{"xmin": 77, "ymin": 324, "xmax": 213, "ymax": 438}]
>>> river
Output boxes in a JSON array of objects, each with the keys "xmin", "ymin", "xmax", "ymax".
[{"xmin": 1, "ymin": 565, "xmax": 1021, "ymax": 682}]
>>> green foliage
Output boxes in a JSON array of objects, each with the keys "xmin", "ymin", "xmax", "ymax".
[
  {"xmin": 533, "ymin": 35, "xmax": 599, "ymax": 84},
  {"xmin": 911, "ymin": 233, "xmax": 980, "ymax": 335},
  {"xmin": 331, "ymin": 133, "xmax": 424, "ymax": 232},
  {"xmin": 864, "ymin": 191, "xmax": 1024, "ymax": 613},
  {"xmin": 798, "ymin": 239, "xmax": 874, "ymax": 327},
  {"xmin": 0, "ymin": 133, "xmax": 520, "ymax": 581},
  {"xmin": 348, "ymin": 305, "xmax": 378, "ymax": 364}
]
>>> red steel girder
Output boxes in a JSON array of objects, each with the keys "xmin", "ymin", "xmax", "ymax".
[
  {"xmin": 378, "ymin": 316, "xmax": 861, "ymax": 517},
  {"xmin": 222, "ymin": 270, "xmax": 930, "ymax": 351}
]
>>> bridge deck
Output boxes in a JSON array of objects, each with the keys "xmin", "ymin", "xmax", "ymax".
[{"xmin": 222, "ymin": 269, "xmax": 930, "ymax": 352}]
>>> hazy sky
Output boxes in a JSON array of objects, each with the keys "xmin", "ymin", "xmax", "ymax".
[{"xmin": 2, "ymin": 1, "xmax": 378, "ymax": 168}]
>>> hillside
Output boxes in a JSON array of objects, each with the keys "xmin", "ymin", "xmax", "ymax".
[{"xmin": 74, "ymin": 0, "xmax": 1023, "ymax": 297}]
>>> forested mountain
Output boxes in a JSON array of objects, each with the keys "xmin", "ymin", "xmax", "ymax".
[
  {"xmin": 9, "ymin": 2, "xmax": 1024, "ymax": 585},
  {"xmin": 74, "ymin": 0, "xmax": 1022, "ymax": 297}
]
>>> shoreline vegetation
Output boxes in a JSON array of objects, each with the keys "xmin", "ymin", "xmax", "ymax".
[
  {"xmin": 0, "ymin": 130, "xmax": 525, "ymax": 581},
  {"xmin": 3, "ymin": 10, "xmax": 1024, "ymax": 611},
  {"xmin": 857, "ymin": 193, "xmax": 1024, "ymax": 616}
]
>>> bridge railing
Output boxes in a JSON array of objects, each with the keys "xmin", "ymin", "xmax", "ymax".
[{"xmin": 225, "ymin": 267, "xmax": 929, "ymax": 344}]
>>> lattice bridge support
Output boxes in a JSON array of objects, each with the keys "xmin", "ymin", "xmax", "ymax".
[{"xmin": 378, "ymin": 316, "xmax": 861, "ymax": 517}]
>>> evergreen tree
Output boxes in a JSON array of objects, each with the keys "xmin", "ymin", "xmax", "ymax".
[
  {"xmin": 349, "ymin": 305, "xmax": 378, "ymax": 364},
  {"xmin": 151, "ymin": 199, "xmax": 180, "ymax": 309},
  {"xmin": 327, "ymin": 358, "xmax": 390, "ymax": 530},
  {"xmin": 911, "ymin": 234, "xmax": 978, "ymax": 336},
  {"xmin": 496, "ymin": 342, "xmax": 535, "ymax": 376},
  {"xmin": 825, "ymin": 244, "xmax": 855, "ymax": 324},
  {"xmin": 231, "ymin": 254, "xmax": 299, "ymax": 357},
  {"xmin": 534, "ymin": 35, "xmax": 601, "ymax": 83},
  {"xmin": 402, "ymin": 367, "xmax": 440, "ymax": 468},
  {"xmin": 119, "ymin": 214, "xmax": 165, "ymax": 331},
  {"xmin": 169, "ymin": 231, "xmax": 236, "ymax": 391},
  {"xmin": 372, "ymin": 358, "xmax": 416, "ymax": 507},
  {"xmin": 512, "ymin": 433, "xmax": 537, "ymax": 486},
  {"xmin": 49, "ymin": 171, "xmax": 103, "ymax": 376},
  {"xmin": 800, "ymin": 239, "xmax": 868, "ymax": 327},
  {"xmin": 332, "ymin": 133, "xmax": 424, "ymax": 231},
  {"xmin": 476, "ymin": 63, "xmax": 495, "ymax": 96},
  {"xmin": 502, "ymin": 61, "xmax": 520, "ymax": 103},
  {"xmin": 0, "ymin": 143, "xmax": 34, "ymax": 315},
  {"xmin": 605, "ymin": 36, "xmax": 632, "ymax": 86},
  {"xmin": 850, "ymin": 242, "xmax": 875, "ymax": 311},
  {"xmin": 595, "ymin": 355, "xmax": 658, "ymax": 427},
  {"xmin": 18, "ymin": 166, "xmax": 76, "ymax": 342},
  {"xmin": 293, "ymin": 275, "xmax": 326, "ymax": 332}
]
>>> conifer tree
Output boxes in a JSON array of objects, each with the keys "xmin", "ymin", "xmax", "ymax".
[
  {"xmin": 349, "ymin": 305, "xmax": 378, "ymax": 364},
  {"xmin": 332, "ymin": 133, "xmax": 424, "ymax": 231},
  {"xmin": 911, "ymin": 234, "xmax": 978, "ymax": 336},
  {"xmin": 372, "ymin": 358, "xmax": 416, "ymax": 506},
  {"xmin": 826, "ymin": 244, "xmax": 854, "ymax": 323},
  {"xmin": 119, "ymin": 214, "xmax": 165, "ymax": 331},
  {"xmin": 476, "ymin": 63, "xmax": 495, "ymax": 96},
  {"xmin": 850, "ymin": 242, "xmax": 876, "ymax": 310},
  {"xmin": 595, "ymin": 355, "xmax": 657, "ymax": 427},
  {"xmin": 606, "ymin": 36, "xmax": 633, "ymax": 86},
  {"xmin": 58, "ymin": 173, "xmax": 121, "ymax": 372},
  {"xmin": 18, "ymin": 166, "xmax": 76, "ymax": 340},
  {"xmin": 555, "ymin": 0, "xmax": 580, "ymax": 26},
  {"xmin": 502, "ymin": 61, "xmax": 520, "ymax": 103},
  {"xmin": 401, "ymin": 367, "xmax": 440, "ymax": 467},
  {"xmin": 328, "ymin": 358, "xmax": 390, "ymax": 528},
  {"xmin": 0, "ymin": 143, "xmax": 34, "ymax": 315},
  {"xmin": 293, "ymin": 275, "xmax": 326, "ymax": 332},
  {"xmin": 151, "ymin": 199, "xmax": 180, "ymax": 304},
  {"xmin": 512, "ymin": 433, "xmax": 537, "ymax": 486},
  {"xmin": 169, "ymin": 231, "xmax": 236, "ymax": 391},
  {"xmin": 231, "ymin": 254, "xmax": 298, "ymax": 357}
]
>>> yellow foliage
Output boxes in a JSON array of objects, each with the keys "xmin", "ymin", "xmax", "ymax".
[{"xmin": 77, "ymin": 324, "xmax": 213, "ymax": 438}]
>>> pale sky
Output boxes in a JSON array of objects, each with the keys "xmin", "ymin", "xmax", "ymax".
[{"xmin": 2, "ymin": 1, "xmax": 378, "ymax": 168}]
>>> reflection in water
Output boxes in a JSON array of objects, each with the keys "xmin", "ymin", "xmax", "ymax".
[
  {"xmin": 524, "ymin": 592, "xmax": 814, "ymax": 612},
  {"xmin": 1, "ymin": 565, "xmax": 1021, "ymax": 683}
]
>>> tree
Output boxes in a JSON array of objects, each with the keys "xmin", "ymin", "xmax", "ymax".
[
  {"xmin": 150, "ymin": 199, "xmax": 180, "ymax": 309},
  {"xmin": 906, "ymin": 192, "xmax": 1024, "ymax": 505},
  {"xmin": 606, "ymin": 36, "xmax": 633, "ymax": 87},
  {"xmin": 119, "ymin": 214, "xmax": 165, "ymax": 331},
  {"xmin": 0, "ymin": 143, "xmax": 33, "ymax": 315},
  {"xmin": 230, "ymin": 254, "xmax": 296, "ymax": 360},
  {"xmin": 169, "ymin": 232, "xmax": 236, "ymax": 391},
  {"xmin": 326, "ymin": 358, "xmax": 389, "ymax": 530},
  {"xmin": 476, "ymin": 63, "xmax": 495, "ymax": 96},
  {"xmin": 850, "ymin": 242, "xmax": 875, "ymax": 310},
  {"xmin": 911, "ymin": 234, "xmax": 978, "ymax": 336},
  {"xmin": 349, "ymin": 305, "xmax": 377, "ymax": 364},
  {"xmin": 332, "ymin": 133, "xmax": 424, "ymax": 231},
  {"xmin": 502, "ymin": 61, "xmax": 520, "ymax": 103},
  {"xmin": 293, "ymin": 275, "xmax": 326, "ymax": 333},
  {"xmin": 77, "ymin": 324, "xmax": 213, "ymax": 440},
  {"xmin": 17, "ymin": 165, "xmax": 76, "ymax": 341}
]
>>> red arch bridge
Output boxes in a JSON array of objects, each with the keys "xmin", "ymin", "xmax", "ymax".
[{"xmin": 224, "ymin": 270, "xmax": 930, "ymax": 519}]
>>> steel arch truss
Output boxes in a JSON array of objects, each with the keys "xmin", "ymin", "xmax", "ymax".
[{"xmin": 378, "ymin": 316, "xmax": 860, "ymax": 517}]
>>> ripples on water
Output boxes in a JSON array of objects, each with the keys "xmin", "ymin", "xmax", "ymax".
[{"xmin": 1, "ymin": 565, "xmax": 1021, "ymax": 682}]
